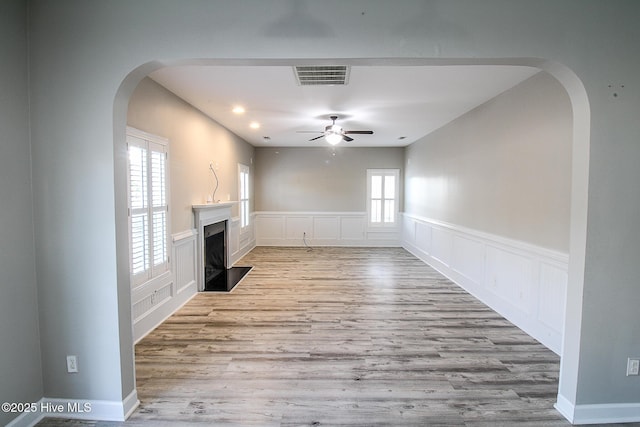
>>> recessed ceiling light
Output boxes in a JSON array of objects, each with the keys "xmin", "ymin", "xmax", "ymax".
[
  {"xmin": 232, "ymin": 106, "xmax": 245, "ymax": 114},
  {"xmin": 249, "ymin": 122, "xmax": 260, "ymax": 129}
]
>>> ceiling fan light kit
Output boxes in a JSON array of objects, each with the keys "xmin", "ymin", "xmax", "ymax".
[
  {"xmin": 325, "ymin": 131, "xmax": 343, "ymax": 145},
  {"xmin": 301, "ymin": 115, "xmax": 374, "ymax": 145}
]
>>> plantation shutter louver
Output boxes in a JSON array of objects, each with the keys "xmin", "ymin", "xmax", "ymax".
[
  {"xmin": 127, "ymin": 130, "xmax": 169, "ymax": 287},
  {"xmin": 239, "ymin": 164, "xmax": 250, "ymax": 230}
]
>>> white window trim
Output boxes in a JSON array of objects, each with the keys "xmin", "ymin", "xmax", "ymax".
[
  {"xmin": 367, "ymin": 168, "xmax": 400, "ymax": 229},
  {"xmin": 238, "ymin": 163, "xmax": 250, "ymax": 232},
  {"xmin": 126, "ymin": 126, "xmax": 171, "ymax": 288}
]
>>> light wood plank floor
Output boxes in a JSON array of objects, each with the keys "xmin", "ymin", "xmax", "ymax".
[{"xmin": 39, "ymin": 247, "xmax": 581, "ymax": 426}]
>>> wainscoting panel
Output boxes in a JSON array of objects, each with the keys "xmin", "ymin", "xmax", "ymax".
[
  {"xmin": 340, "ymin": 216, "xmax": 366, "ymax": 241},
  {"xmin": 231, "ymin": 214, "xmax": 256, "ymax": 265},
  {"xmin": 313, "ymin": 216, "xmax": 340, "ymax": 241},
  {"xmin": 430, "ymin": 226, "xmax": 453, "ymax": 267},
  {"xmin": 485, "ymin": 245, "xmax": 534, "ymax": 314},
  {"xmin": 227, "ymin": 215, "xmax": 256, "ymax": 266},
  {"xmin": 401, "ymin": 213, "xmax": 568, "ymax": 355},
  {"xmin": 538, "ymin": 260, "xmax": 568, "ymax": 333},
  {"xmin": 132, "ymin": 230, "xmax": 198, "ymax": 343},
  {"xmin": 174, "ymin": 230, "xmax": 197, "ymax": 294},
  {"xmin": 285, "ymin": 216, "xmax": 313, "ymax": 241},
  {"xmin": 255, "ymin": 215, "xmax": 285, "ymax": 243},
  {"xmin": 366, "ymin": 230, "xmax": 401, "ymax": 241},
  {"xmin": 451, "ymin": 234, "xmax": 485, "ymax": 287},
  {"xmin": 255, "ymin": 212, "xmax": 400, "ymax": 246},
  {"xmin": 229, "ymin": 218, "xmax": 240, "ymax": 259},
  {"xmin": 415, "ymin": 220, "xmax": 432, "ymax": 255}
]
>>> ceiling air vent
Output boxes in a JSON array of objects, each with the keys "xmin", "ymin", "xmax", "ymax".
[{"xmin": 294, "ymin": 65, "xmax": 350, "ymax": 86}]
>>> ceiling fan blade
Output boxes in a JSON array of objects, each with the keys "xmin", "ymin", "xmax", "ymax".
[
  {"xmin": 344, "ymin": 130, "xmax": 374, "ymax": 135},
  {"xmin": 343, "ymin": 135, "xmax": 354, "ymax": 142},
  {"xmin": 308, "ymin": 135, "xmax": 325, "ymax": 141}
]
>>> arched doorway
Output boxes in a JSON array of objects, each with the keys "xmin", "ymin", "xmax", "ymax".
[{"xmin": 113, "ymin": 57, "xmax": 589, "ymax": 419}]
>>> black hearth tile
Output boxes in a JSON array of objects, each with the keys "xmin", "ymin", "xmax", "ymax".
[{"xmin": 203, "ymin": 266, "xmax": 252, "ymax": 292}]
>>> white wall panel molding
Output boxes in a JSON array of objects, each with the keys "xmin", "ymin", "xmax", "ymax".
[
  {"xmin": 402, "ymin": 213, "xmax": 568, "ymax": 355},
  {"xmin": 313, "ymin": 216, "xmax": 340, "ymax": 241},
  {"xmin": 132, "ymin": 229, "xmax": 197, "ymax": 343},
  {"xmin": 340, "ymin": 216, "xmax": 366, "ymax": 241},
  {"xmin": 173, "ymin": 229, "xmax": 197, "ymax": 294},
  {"xmin": 230, "ymin": 214, "xmax": 256, "ymax": 265},
  {"xmin": 255, "ymin": 211, "xmax": 400, "ymax": 247}
]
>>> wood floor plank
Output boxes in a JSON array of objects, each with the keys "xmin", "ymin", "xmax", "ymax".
[{"xmin": 38, "ymin": 246, "xmax": 582, "ymax": 426}]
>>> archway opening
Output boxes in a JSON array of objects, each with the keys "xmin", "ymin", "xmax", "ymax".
[{"xmin": 113, "ymin": 58, "xmax": 589, "ymax": 421}]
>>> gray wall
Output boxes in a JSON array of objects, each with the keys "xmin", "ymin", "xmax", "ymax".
[
  {"xmin": 30, "ymin": 0, "xmax": 130, "ymax": 402},
  {"xmin": 0, "ymin": 0, "xmax": 43, "ymax": 425},
  {"xmin": 405, "ymin": 72, "xmax": 572, "ymax": 252},
  {"xmin": 127, "ymin": 77, "xmax": 255, "ymax": 233},
  {"xmin": 15, "ymin": 0, "xmax": 640, "ymax": 420},
  {"xmin": 255, "ymin": 147, "xmax": 404, "ymax": 212}
]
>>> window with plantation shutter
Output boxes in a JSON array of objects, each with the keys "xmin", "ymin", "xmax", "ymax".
[
  {"xmin": 238, "ymin": 163, "xmax": 250, "ymax": 231},
  {"xmin": 126, "ymin": 128, "xmax": 170, "ymax": 287},
  {"xmin": 367, "ymin": 169, "xmax": 399, "ymax": 228}
]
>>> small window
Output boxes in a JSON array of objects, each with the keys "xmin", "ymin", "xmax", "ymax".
[
  {"xmin": 127, "ymin": 128, "xmax": 170, "ymax": 287},
  {"xmin": 238, "ymin": 163, "xmax": 250, "ymax": 230},
  {"xmin": 367, "ymin": 169, "xmax": 399, "ymax": 227}
]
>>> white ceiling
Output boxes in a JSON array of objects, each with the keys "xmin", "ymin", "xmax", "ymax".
[{"xmin": 149, "ymin": 64, "xmax": 540, "ymax": 148}]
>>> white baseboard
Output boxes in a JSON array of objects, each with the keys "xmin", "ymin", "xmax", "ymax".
[
  {"xmin": 6, "ymin": 390, "xmax": 139, "ymax": 427},
  {"xmin": 5, "ymin": 406, "xmax": 41, "ymax": 427},
  {"xmin": 555, "ymin": 393, "xmax": 640, "ymax": 424},
  {"xmin": 122, "ymin": 389, "xmax": 140, "ymax": 420}
]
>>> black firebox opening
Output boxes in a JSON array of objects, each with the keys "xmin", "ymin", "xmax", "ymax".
[
  {"xmin": 204, "ymin": 221, "xmax": 226, "ymax": 287},
  {"xmin": 203, "ymin": 220, "xmax": 251, "ymax": 292}
]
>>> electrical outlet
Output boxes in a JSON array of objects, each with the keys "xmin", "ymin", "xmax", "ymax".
[
  {"xmin": 66, "ymin": 355, "xmax": 78, "ymax": 373},
  {"xmin": 627, "ymin": 358, "xmax": 640, "ymax": 376}
]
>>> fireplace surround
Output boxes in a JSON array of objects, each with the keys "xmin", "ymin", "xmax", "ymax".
[{"xmin": 193, "ymin": 202, "xmax": 234, "ymax": 291}]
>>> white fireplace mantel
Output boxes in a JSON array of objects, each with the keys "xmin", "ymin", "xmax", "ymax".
[
  {"xmin": 192, "ymin": 201, "xmax": 237, "ymax": 211},
  {"xmin": 193, "ymin": 202, "xmax": 237, "ymax": 291}
]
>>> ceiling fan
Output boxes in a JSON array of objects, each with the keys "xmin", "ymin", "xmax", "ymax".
[{"xmin": 299, "ymin": 115, "xmax": 374, "ymax": 145}]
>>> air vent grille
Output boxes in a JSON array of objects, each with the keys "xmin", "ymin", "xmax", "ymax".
[{"xmin": 294, "ymin": 65, "xmax": 350, "ymax": 86}]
